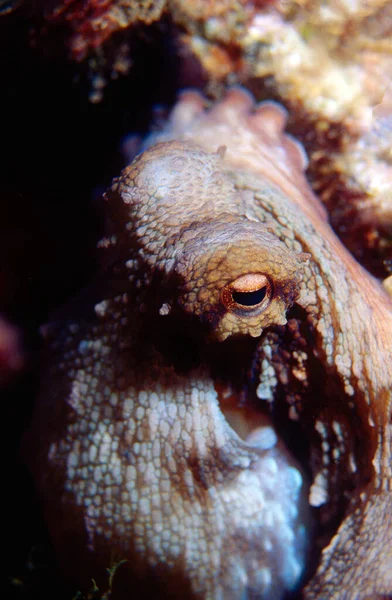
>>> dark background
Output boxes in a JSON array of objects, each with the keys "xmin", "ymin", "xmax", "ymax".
[{"xmin": 1, "ymin": 8, "xmax": 189, "ymax": 598}]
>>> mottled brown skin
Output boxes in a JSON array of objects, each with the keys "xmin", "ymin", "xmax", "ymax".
[{"xmin": 26, "ymin": 89, "xmax": 392, "ymax": 599}]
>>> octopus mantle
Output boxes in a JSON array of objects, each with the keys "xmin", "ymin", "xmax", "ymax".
[{"xmin": 26, "ymin": 89, "xmax": 392, "ymax": 599}]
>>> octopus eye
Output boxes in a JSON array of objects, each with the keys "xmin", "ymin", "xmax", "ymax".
[
  {"xmin": 222, "ymin": 273, "xmax": 272, "ymax": 312},
  {"xmin": 232, "ymin": 286, "xmax": 267, "ymax": 306}
]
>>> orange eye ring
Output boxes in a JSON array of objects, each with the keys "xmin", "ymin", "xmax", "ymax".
[{"xmin": 221, "ymin": 273, "xmax": 273, "ymax": 313}]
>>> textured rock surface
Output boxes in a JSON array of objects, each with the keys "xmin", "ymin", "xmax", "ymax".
[{"xmin": 26, "ymin": 89, "xmax": 392, "ymax": 598}]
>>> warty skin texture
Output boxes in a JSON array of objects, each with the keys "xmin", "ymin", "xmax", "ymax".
[{"xmin": 26, "ymin": 89, "xmax": 392, "ymax": 599}]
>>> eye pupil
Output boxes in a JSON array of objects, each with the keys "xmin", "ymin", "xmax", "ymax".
[
  {"xmin": 221, "ymin": 273, "xmax": 272, "ymax": 312},
  {"xmin": 232, "ymin": 286, "xmax": 267, "ymax": 307}
]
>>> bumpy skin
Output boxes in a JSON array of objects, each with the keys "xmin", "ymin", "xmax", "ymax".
[{"xmin": 26, "ymin": 89, "xmax": 392, "ymax": 599}]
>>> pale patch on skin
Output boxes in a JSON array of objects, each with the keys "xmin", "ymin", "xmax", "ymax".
[{"xmin": 26, "ymin": 88, "xmax": 391, "ymax": 599}]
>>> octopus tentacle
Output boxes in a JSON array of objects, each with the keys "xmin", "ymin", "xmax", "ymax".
[
  {"xmin": 205, "ymin": 86, "xmax": 255, "ymax": 118},
  {"xmin": 169, "ymin": 89, "xmax": 207, "ymax": 130}
]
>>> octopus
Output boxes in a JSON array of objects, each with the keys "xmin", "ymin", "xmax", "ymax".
[{"xmin": 25, "ymin": 89, "xmax": 392, "ymax": 599}]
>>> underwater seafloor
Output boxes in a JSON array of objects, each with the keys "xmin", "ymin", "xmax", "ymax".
[{"xmin": 2, "ymin": 1, "xmax": 391, "ymax": 599}]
